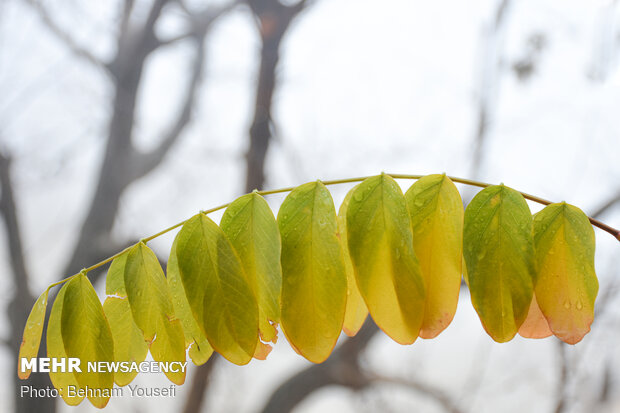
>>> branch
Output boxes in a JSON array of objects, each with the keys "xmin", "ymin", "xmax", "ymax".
[
  {"xmin": 590, "ymin": 189, "xmax": 620, "ymax": 219},
  {"xmin": 261, "ymin": 320, "xmax": 378, "ymax": 413},
  {"xmin": 157, "ymin": 1, "xmax": 243, "ymax": 47},
  {"xmin": 244, "ymin": 0, "xmax": 307, "ymax": 192},
  {"xmin": 0, "ymin": 151, "xmax": 30, "ymax": 300},
  {"xmin": 182, "ymin": 356, "xmax": 219, "ymax": 413},
  {"xmin": 366, "ymin": 373, "xmax": 465, "ymax": 413},
  {"xmin": 469, "ymin": 0, "xmax": 512, "ymax": 179},
  {"xmin": 130, "ymin": 31, "xmax": 207, "ymax": 181},
  {"xmin": 23, "ymin": 0, "xmax": 111, "ymax": 75}
]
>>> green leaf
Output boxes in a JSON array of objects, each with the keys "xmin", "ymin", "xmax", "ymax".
[
  {"xmin": 278, "ymin": 181, "xmax": 347, "ymax": 362},
  {"xmin": 532, "ymin": 202, "xmax": 598, "ymax": 344},
  {"xmin": 61, "ymin": 274, "xmax": 114, "ymax": 408},
  {"xmin": 463, "ymin": 184, "xmax": 535, "ymax": 343},
  {"xmin": 168, "ymin": 234, "xmax": 213, "ymax": 366},
  {"xmin": 338, "ymin": 184, "xmax": 368, "ymax": 337},
  {"xmin": 176, "ymin": 213, "xmax": 258, "ymax": 365},
  {"xmin": 221, "ymin": 192, "xmax": 281, "ymax": 346},
  {"xmin": 405, "ymin": 174, "xmax": 463, "ymax": 339},
  {"xmin": 104, "ymin": 252, "xmax": 149, "ymax": 386},
  {"xmin": 124, "ymin": 243, "xmax": 186, "ymax": 384},
  {"xmin": 346, "ymin": 174, "xmax": 425, "ymax": 344},
  {"xmin": 18, "ymin": 289, "xmax": 48, "ymax": 379},
  {"xmin": 47, "ymin": 283, "xmax": 84, "ymax": 406}
]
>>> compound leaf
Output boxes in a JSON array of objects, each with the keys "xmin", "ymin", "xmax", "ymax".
[
  {"xmin": 533, "ymin": 202, "xmax": 598, "ymax": 344},
  {"xmin": 61, "ymin": 274, "xmax": 114, "ymax": 408},
  {"xmin": 18, "ymin": 289, "xmax": 48, "ymax": 379},
  {"xmin": 405, "ymin": 174, "xmax": 463, "ymax": 339},
  {"xmin": 176, "ymin": 213, "xmax": 258, "ymax": 365},
  {"xmin": 463, "ymin": 185, "xmax": 535, "ymax": 343},
  {"xmin": 278, "ymin": 181, "xmax": 347, "ymax": 363},
  {"xmin": 347, "ymin": 174, "xmax": 425, "ymax": 344}
]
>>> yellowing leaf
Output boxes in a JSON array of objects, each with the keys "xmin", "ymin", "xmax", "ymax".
[
  {"xmin": 61, "ymin": 274, "xmax": 114, "ymax": 408},
  {"xmin": 533, "ymin": 202, "xmax": 598, "ymax": 344},
  {"xmin": 104, "ymin": 252, "xmax": 149, "ymax": 386},
  {"xmin": 278, "ymin": 181, "xmax": 347, "ymax": 362},
  {"xmin": 518, "ymin": 293, "xmax": 552, "ymax": 339},
  {"xmin": 47, "ymin": 283, "xmax": 84, "ymax": 406},
  {"xmin": 176, "ymin": 213, "xmax": 258, "ymax": 365},
  {"xmin": 221, "ymin": 192, "xmax": 281, "ymax": 348},
  {"xmin": 463, "ymin": 185, "xmax": 535, "ymax": 343},
  {"xmin": 338, "ymin": 184, "xmax": 368, "ymax": 337},
  {"xmin": 18, "ymin": 289, "xmax": 48, "ymax": 379},
  {"xmin": 405, "ymin": 174, "xmax": 463, "ymax": 339},
  {"xmin": 124, "ymin": 243, "xmax": 186, "ymax": 384},
  {"xmin": 168, "ymin": 234, "xmax": 213, "ymax": 366},
  {"xmin": 346, "ymin": 174, "xmax": 425, "ymax": 344}
]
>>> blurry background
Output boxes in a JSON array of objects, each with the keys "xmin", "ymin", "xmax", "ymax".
[{"xmin": 1, "ymin": 0, "xmax": 620, "ymax": 412}]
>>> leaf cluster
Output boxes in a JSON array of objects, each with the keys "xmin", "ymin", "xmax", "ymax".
[{"xmin": 18, "ymin": 173, "xmax": 600, "ymax": 408}]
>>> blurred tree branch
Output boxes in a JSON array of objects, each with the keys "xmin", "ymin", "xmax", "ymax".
[
  {"xmin": 244, "ymin": 0, "xmax": 309, "ymax": 192},
  {"xmin": 470, "ymin": 0, "xmax": 512, "ymax": 179},
  {"xmin": 0, "ymin": 150, "xmax": 56, "ymax": 413},
  {"xmin": 24, "ymin": 0, "xmax": 111, "ymax": 75},
  {"xmin": 6, "ymin": 1, "xmax": 239, "ymax": 412}
]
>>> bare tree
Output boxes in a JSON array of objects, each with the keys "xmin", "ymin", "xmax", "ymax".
[{"xmin": 2, "ymin": 1, "xmax": 239, "ymax": 412}]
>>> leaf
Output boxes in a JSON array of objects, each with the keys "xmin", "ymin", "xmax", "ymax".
[
  {"xmin": 124, "ymin": 243, "xmax": 186, "ymax": 384},
  {"xmin": 338, "ymin": 184, "xmax": 368, "ymax": 337},
  {"xmin": 346, "ymin": 174, "xmax": 425, "ymax": 344},
  {"xmin": 18, "ymin": 289, "xmax": 49, "ymax": 379},
  {"xmin": 104, "ymin": 252, "xmax": 148, "ymax": 386},
  {"xmin": 61, "ymin": 274, "xmax": 114, "ymax": 408},
  {"xmin": 463, "ymin": 184, "xmax": 535, "ymax": 343},
  {"xmin": 532, "ymin": 202, "xmax": 598, "ymax": 344},
  {"xmin": 220, "ymin": 192, "xmax": 281, "ymax": 347},
  {"xmin": 278, "ymin": 181, "xmax": 347, "ymax": 362},
  {"xmin": 518, "ymin": 293, "xmax": 552, "ymax": 339},
  {"xmin": 405, "ymin": 174, "xmax": 463, "ymax": 339},
  {"xmin": 168, "ymin": 234, "xmax": 213, "ymax": 366},
  {"xmin": 47, "ymin": 283, "xmax": 84, "ymax": 406},
  {"xmin": 176, "ymin": 213, "xmax": 258, "ymax": 365}
]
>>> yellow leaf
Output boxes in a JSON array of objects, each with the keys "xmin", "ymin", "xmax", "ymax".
[
  {"xmin": 463, "ymin": 185, "xmax": 535, "ymax": 343},
  {"xmin": 278, "ymin": 181, "xmax": 347, "ymax": 362},
  {"xmin": 104, "ymin": 252, "xmax": 149, "ymax": 386},
  {"xmin": 61, "ymin": 274, "xmax": 114, "ymax": 408},
  {"xmin": 221, "ymin": 192, "xmax": 281, "ymax": 350},
  {"xmin": 18, "ymin": 290, "xmax": 48, "ymax": 379},
  {"xmin": 346, "ymin": 174, "xmax": 425, "ymax": 344},
  {"xmin": 47, "ymin": 283, "xmax": 84, "ymax": 406},
  {"xmin": 168, "ymin": 234, "xmax": 213, "ymax": 366},
  {"xmin": 124, "ymin": 244, "xmax": 186, "ymax": 384},
  {"xmin": 533, "ymin": 202, "xmax": 598, "ymax": 344},
  {"xmin": 518, "ymin": 293, "xmax": 552, "ymax": 339},
  {"xmin": 405, "ymin": 174, "xmax": 463, "ymax": 339},
  {"xmin": 338, "ymin": 184, "xmax": 368, "ymax": 337},
  {"xmin": 176, "ymin": 213, "xmax": 258, "ymax": 365}
]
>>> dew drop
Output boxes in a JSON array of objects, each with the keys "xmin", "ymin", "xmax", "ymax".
[
  {"xmin": 414, "ymin": 198, "xmax": 424, "ymax": 207},
  {"xmin": 354, "ymin": 192, "xmax": 363, "ymax": 202},
  {"xmin": 576, "ymin": 301, "xmax": 583, "ymax": 310},
  {"xmin": 563, "ymin": 300, "xmax": 571, "ymax": 309},
  {"xmin": 395, "ymin": 248, "xmax": 401, "ymax": 259}
]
